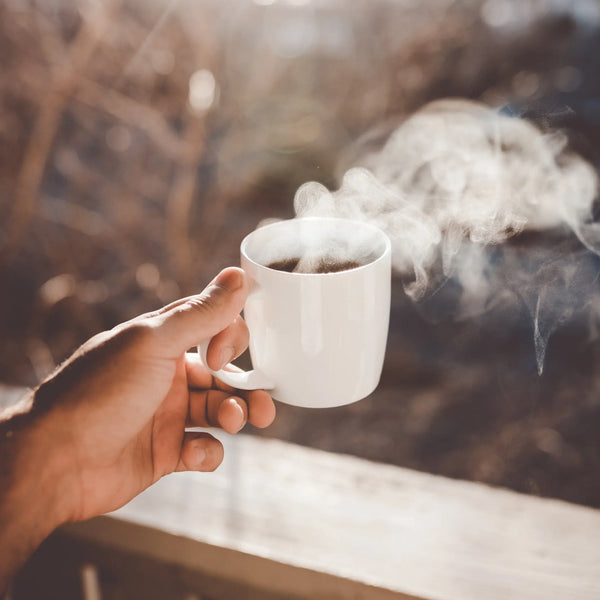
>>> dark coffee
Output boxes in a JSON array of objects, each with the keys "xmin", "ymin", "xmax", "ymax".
[{"xmin": 266, "ymin": 257, "xmax": 363, "ymax": 274}]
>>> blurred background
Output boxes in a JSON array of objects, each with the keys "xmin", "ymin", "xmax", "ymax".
[{"xmin": 1, "ymin": 0, "xmax": 600, "ymax": 507}]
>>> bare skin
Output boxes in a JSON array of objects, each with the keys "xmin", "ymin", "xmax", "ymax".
[{"xmin": 0, "ymin": 267, "xmax": 275, "ymax": 592}]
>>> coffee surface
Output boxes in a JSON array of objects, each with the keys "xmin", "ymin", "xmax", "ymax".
[{"xmin": 267, "ymin": 257, "xmax": 362, "ymax": 274}]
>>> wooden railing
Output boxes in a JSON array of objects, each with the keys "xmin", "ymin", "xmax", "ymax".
[{"xmin": 4, "ymin": 385, "xmax": 600, "ymax": 599}]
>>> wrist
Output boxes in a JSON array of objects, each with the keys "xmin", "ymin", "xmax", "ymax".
[
  {"xmin": 22, "ymin": 408, "xmax": 75, "ymax": 527},
  {"xmin": 0, "ymin": 393, "xmax": 75, "ymax": 549}
]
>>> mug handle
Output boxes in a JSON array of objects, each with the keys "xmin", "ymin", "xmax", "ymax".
[{"xmin": 197, "ymin": 339, "xmax": 275, "ymax": 390}]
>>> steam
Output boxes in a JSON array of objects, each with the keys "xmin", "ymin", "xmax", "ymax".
[{"xmin": 294, "ymin": 99, "xmax": 600, "ymax": 373}]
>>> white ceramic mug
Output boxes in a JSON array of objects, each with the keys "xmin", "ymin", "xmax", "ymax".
[{"xmin": 198, "ymin": 217, "xmax": 391, "ymax": 408}]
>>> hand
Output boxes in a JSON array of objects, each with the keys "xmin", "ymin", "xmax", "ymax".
[{"xmin": 0, "ymin": 268, "xmax": 275, "ymax": 560}]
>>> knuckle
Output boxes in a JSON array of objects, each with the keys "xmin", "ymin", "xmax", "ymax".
[
  {"xmin": 176, "ymin": 295, "xmax": 222, "ymax": 326},
  {"xmin": 117, "ymin": 321, "xmax": 158, "ymax": 349},
  {"xmin": 188, "ymin": 293, "xmax": 220, "ymax": 314},
  {"xmin": 213, "ymin": 317, "xmax": 247, "ymax": 354}
]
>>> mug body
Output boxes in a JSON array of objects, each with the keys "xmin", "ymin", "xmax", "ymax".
[{"xmin": 241, "ymin": 218, "xmax": 391, "ymax": 408}]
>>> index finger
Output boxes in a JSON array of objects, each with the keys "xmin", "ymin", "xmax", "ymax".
[
  {"xmin": 184, "ymin": 353, "xmax": 276, "ymax": 428},
  {"xmin": 185, "ymin": 352, "xmax": 255, "ymax": 393}
]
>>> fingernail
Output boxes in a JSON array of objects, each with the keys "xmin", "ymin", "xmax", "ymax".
[
  {"xmin": 196, "ymin": 447, "xmax": 206, "ymax": 466},
  {"xmin": 232, "ymin": 402, "xmax": 245, "ymax": 433},
  {"xmin": 218, "ymin": 346, "xmax": 235, "ymax": 370},
  {"xmin": 214, "ymin": 269, "xmax": 243, "ymax": 291}
]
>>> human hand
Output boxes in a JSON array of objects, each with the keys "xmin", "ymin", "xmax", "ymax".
[{"xmin": 15, "ymin": 267, "xmax": 275, "ymax": 525}]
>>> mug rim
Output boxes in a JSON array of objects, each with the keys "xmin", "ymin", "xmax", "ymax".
[{"xmin": 240, "ymin": 216, "xmax": 391, "ymax": 276}]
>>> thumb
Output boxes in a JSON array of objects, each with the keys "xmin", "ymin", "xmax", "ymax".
[{"xmin": 152, "ymin": 267, "xmax": 247, "ymax": 357}]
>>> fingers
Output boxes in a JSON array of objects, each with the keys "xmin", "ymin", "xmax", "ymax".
[
  {"xmin": 185, "ymin": 352, "xmax": 250, "ymax": 395},
  {"xmin": 246, "ymin": 389, "xmax": 276, "ymax": 428},
  {"xmin": 175, "ymin": 432, "xmax": 224, "ymax": 472},
  {"xmin": 188, "ymin": 388, "xmax": 276, "ymax": 433},
  {"xmin": 185, "ymin": 352, "xmax": 214, "ymax": 390},
  {"xmin": 188, "ymin": 389, "xmax": 247, "ymax": 433},
  {"xmin": 125, "ymin": 295, "xmax": 201, "ymax": 324},
  {"xmin": 150, "ymin": 268, "xmax": 248, "ymax": 358},
  {"xmin": 217, "ymin": 396, "xmax": 248, "ymax": 434},
  {"xmin": 205, "ymin": 315, "xmax": 249, "ymax": 371},
  {"xmin": 185, "ymin": 350, "xmax": 276, "ymax": 433}
]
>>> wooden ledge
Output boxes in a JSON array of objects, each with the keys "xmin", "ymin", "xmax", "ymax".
[
  {"xmin": 61, "ymin": 432, "xmax": 600, "ymax": 600},
  {"xmin": 2, "ymin": 385, "xmax": 598, "ymax": 599}
]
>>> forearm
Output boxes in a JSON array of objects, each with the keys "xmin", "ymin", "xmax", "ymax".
[{"xmin": 0, "ymin": 394, "xmax": 71, "ymax": 593}]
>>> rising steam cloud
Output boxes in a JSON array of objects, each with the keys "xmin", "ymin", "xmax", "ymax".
[{"xmin": 294, "ymin": 99, "xmax": 600, "ymax": 373}]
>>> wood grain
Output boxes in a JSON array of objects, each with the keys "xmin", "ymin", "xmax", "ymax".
[{"xmin": 63, "ymin": 431, "xmax": 600, "ymax": 600}]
